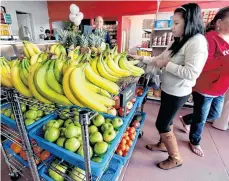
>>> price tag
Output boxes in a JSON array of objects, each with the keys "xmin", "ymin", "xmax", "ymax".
[
  {"xmin": 4, "ymin": 14, "xmax": 12, "ymax": 24},
  {"xmin": 120, "ymin": 83, "xmax": 136, "ymax": 107}
]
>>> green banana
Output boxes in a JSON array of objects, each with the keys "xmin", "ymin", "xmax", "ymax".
[
  {"xmin": 19, "ymin": 60, "xmax": 29, "ymax": 86},
  {"xmin": 34, "ymin": 60, "xmax": 72, "ymax": 105},
  {"xmin": 46, "ymin": 60, "xmax": 64, "ymax": 94},
  {"xmin": 54, "ymin": 59, "xmax": 64, "ymax": 84}
]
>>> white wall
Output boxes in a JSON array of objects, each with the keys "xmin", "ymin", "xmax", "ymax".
[
  {"xmin": 1, "ymin": 1, "xmax": 50, "ymax": 41},
  {"xmin": 127, "ymin": 14, "xmax": 156, "ymax": 54}
]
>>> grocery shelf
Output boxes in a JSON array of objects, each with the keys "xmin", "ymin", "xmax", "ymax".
[
  {"xmin": 154, "ymin": 28, "xmax": 172, "ymax": 31},
  {"xmin": 152, "ymin": 45, "xmax": 168, "ymax": 48},
  {"xmin": 1, "ymin": 124, "xmax": 22, "ymax": 146},
  {"xmin": 147, "ymin": 95, "xmax": 193, "ymax": 107}
]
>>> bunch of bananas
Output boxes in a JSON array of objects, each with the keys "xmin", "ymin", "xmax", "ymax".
[
  {"xmin": 30, "ymin": 52, "xmax": 49, "ymax": 65},
  {"xmin": 23, "ymin": 41, "xmax": 41, "ymax": 59},
  {"xmin": 68, "ymin": 46, "xmax": 80, "ymax": 61},
  {"xmin": 50, "ymin": 44, "xmax": 67, "ymax": 58},
  {"xmin": 0, "ymin": 57, "xmax": 13, "ymax": 87}
]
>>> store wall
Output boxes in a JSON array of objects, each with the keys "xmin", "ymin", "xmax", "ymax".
[{"xmin": 1, "ymin": 1, "xmax": 50, "ymax": 41}]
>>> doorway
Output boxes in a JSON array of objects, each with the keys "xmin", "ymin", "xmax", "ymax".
[{"xmin": 16, "ymin": 11, "xmax": 34, "ymax": 40}]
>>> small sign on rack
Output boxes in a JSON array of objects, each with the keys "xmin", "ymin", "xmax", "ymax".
[
  {"xmin": 4, "ymin": 13, "xmax": 12, "ymax": 24},
  {"xmin": 120, "ymin": 83, "xmax": 136, "ymax": 107}
]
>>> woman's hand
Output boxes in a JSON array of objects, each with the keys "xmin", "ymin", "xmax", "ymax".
[
  {"xmin": 155, "ymin": 59, "xmax": 169, "ymax": 68},
  {"xmin": 128, "ymin": 54, "xmax": 144, "ymax": 61}
]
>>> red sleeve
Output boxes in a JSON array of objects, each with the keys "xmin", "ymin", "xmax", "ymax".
[
  {"xmin": 202, "ymin": 34, "xmax": 223, "ymax": 72},
  {"xmin": 221, "ymin": 55, "xmax": 229, "ymax": 75}
]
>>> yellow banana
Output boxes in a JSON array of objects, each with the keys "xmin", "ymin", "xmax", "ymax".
[
  {"xmin": 103, "ymin": 58, "xmax": 123, "ymax": 78},
  {"xmin": 70, "ymin": 66, "xmax": 108, "ymax": 113},
  {"xmin": 84, "ymin": 64, "xmax": 119, "ymax": 95},
  {"xmin": 119, "ymin": 56, "xmax": 144, "ymax": 76},
  {"xmin": 1, "ymin": 76, "xmax": 13, "ymax": 87},
  {"xmin": 62, "ymin": 66, "xmax": 84, "ymax": 107},
  {"xmin": 34, "ymin": 60, "xmax": 72, "ymax": 105},
  {"xmin": 30, "ymin": 53, "xmax": 40, "ymax": 65},
  {"xmin": 24, "ymin": 42, "xmax": 36, "ymax": 57},
  {"xmin": 28, "ymin": 63, "xmax": 52, "ymax": 104},
  {"xmin": 85, "ymin": 79, "xmax": 112, "ymax": 99},
  {"xmin": 46, "ymin": 60, "xmax": 64, "ymax": 94},
  {"xmin": 24, "ymin": 46, "xmax": 31, "ymax": 58},
  {"xmin": 97, "ymin": 55, "xmax": 119, "ymax": 82},
  {"xmin": 29, "ymin": 42, "xmax": 41, "ymax": 54},
  {"xmin": 50, "ymin": 44, "xmax": 58, "ymax": 54},
  {"xmin": 60, "ymin": 45, "xmax": 67, "ymax": 55},
  {"xmin": 54, "ymin": 45, "xmax": 61, "ymax": 57},
  {"xmin": 62, "ymin": 59, "xmax": 71, "ymax": 74},
  {"xmin": 107, "ymin": 55, "xmax": 131, "ymax": 77},
  {"xmin": 11, "ymin": 63, "xmax": 32, "ymax": 97},
  {"xmin": 90, "ymin": 57, "xmax": 100, "ymax": 75}
]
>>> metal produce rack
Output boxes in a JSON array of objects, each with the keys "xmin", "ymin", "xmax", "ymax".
[{"xmin": 1, "ymin": 83, "xmax": 148, "ymax": 181}]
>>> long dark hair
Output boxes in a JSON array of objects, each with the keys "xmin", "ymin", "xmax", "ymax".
[
  {"xmin": 169, "ymin": 3, "xmax": 204, "ymax": 57},
  {"xmin": 206, "ymin": 6, "xmax": 229, "ymax": 33}
]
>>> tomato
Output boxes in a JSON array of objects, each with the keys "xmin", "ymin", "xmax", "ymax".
[
  {"xmin": 124, "ymin": 136, "xmax": 130, "ymax": 141},
  {"xmin": 33, "ymin": 146, "xmax": 42, "ymax": 154},
  {"xmin": 116, "ymin": 149, "xmax": 123, "ymax": 156},
  {"xmin": 118, "ymin": 144, "xmax": 126, "ymax": 152},
  {"xmin": 20, "ymin": 151, "xmax": 27, "ymax": 160},
  {"xmin": 124, "ymin": 132, "xmax": 129, "ymax": 137},
  {"xmin": 125, "ymin": 145, "xmax": 130, "ymax": 152},
  {"xmin": 128, "ymin": 127, "xmax": 136, "ymax": 134},
  {"xmin": 126, "ymin": 140, "xmax": 133, "ymax": 147},
  {"xmin": 40, "ymin": 150, "xmax": 51, "ymax": 161},
  {"xmin": 129, "ymin": 134, "xmax": 135, "ymax": 141},
  {"xmin": 120, "ymin": 138, "xmax": 126, "ymax": 145},
  {"xmin": 10, "ymin": 143, "xmax": 22, "ymax": 154},
  {"xmin": 122, "ymin": 151, "xmax": 128, "ymax": 157}
]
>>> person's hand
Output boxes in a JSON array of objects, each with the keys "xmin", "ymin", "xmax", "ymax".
[
  {"xmin": 155, "ymin": 59, "xmax": 169, "ymax": 68},
  {"xmin": 128, "ymin": 54, "xmax": 143, "ymax": 61}
]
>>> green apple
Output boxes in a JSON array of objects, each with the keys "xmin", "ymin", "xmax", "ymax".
[
  {"xmin": 65, "ymin": 138, "xmax": 80, "ymax": 152},
  {"xmin": 89, "ymin": 132, "xmax": 103, "ymax": 144},
  {"xmin": 35, "ymin": 117, "xmax": 41, "ymax": 121},
  {"xmin": 64, "ymin": 119, "xmax": 73, "ymax": 127},
  {"xmin": 103, "ymin": 129, "xmax": 116, "ymax": 142},
  {"xmin": 77, "ymin": 136, "xmax": 83, "ymax": 144},
  {"xmin": 30, "ymin": 105, "xmax": 38, "ymax": 111},
  {"xmin": 94, "ymin": 141, "xmax": 108, "ymax": 155},
  {"xmin": 74, "ymin": 115, "xmax": 79, "ymax": 122},
  {"xmin": 44, "ymin": 127, "xmax": 60, "ymax": 142},
  {"xmin": 48, "ymin": 162, "xmax": 67, "ymax": 181},
  {"xmin": 20, "ymin": 104, "xmax": 27, "ymax": 112},
  {"xmin": 69, "ymin": 167, "xmax": 85, "ymax": 181},
  {"xmin": 88, "ymin": 125, "xmax": 98, "ymax": 135},
  {"xmin": 136, "ymin": 115, "xmax": 143, "ymax": 122},
  {"xmin": 65, "ymin": 125, "xmax": 81, "ymax": 138},
  {"xmin": 25, "ymin": 110, "xmax": 37, "ymax": 120},
  {"xmin": 56, "ymin": 137, "xmax": 66, "ymax": 147},
  {"xmin": 111, "ymin": 118, "xmax": 123, "ymax": 129},
  {"xmin": 101, "ymin": 123, "xmax": 114, "ymax": 132},
  {"xmin": 77, "ymin": 145, "xmax": 93, "ymax": 159},
  {"xmin": 105, "ymin": 118, "xmax": 112, "ymax": 124},
  {"xmin": 92, "ymin": 157, "xmax": 103, "ymax": 163},
  {"xmin": 62, "ymin": 108, "xmax": 70, "ymax": 113},
  {"xmin": 59, "ymin": 128, "xmax": 66, "ymax": 136},
  {"xmin": 10, "ymin": 114, "xmax": 15, "ymax": 120},
  {"xmin": 74, "ymin": 120, "xmax": 81, "ymax": 127},
  {"xmin": 93, "ymin": 114, "xmax": 105, "ymax": 127},
  {"xmin": 46, "ymin": 120, "xmax": 60, "ymax": 129},
  {"xmin": 4, "ymin": 109, "xmax": 12, "ymax": 117},
  {"xmin": 25, "ymin": 119, "xmax": 35, "ymax": 126},
  {"xmin": 57, "ymin": 119, "xmax": 64, "ymax": 127},
  {"xmin": 37, "ymin": 110, "xmax": 44, "ymax": 117}
]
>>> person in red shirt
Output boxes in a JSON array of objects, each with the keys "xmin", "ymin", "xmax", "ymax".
[{"xmin": 180, "ymin": 7, "xmax": 229, "ymax": 157}]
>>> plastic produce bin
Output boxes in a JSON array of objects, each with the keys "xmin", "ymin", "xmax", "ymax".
[
  {"xmin": 29, "ymin": 109, "xmax": 135, "ymax": 177},
  {"xmin": 0, "ymin": 103, "xmax": 56, "ymax": 131},
  {"xmin": 113, "ymin": 112, "xmax": 146, "ymax": 165}
]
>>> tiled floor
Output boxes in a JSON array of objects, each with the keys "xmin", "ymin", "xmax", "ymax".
[
  {"xmin": 1, "ymin": 101, "xmax": 229, "ymax": 181},
  {"xmin": 123, "ymin": 101, "xmax": 229, "ymax": 181}
]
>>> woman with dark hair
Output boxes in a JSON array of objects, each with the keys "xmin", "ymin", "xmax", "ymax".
[
  {"xmin": 129, "ymin": 3, "xmax": 208, "ymax": 170},
  {"xmin": 180, "ymin": 6, "xmax": 229, "ymax": 157}
]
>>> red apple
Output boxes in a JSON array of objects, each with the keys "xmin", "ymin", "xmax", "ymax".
[
  {"xmin": 107, "ymin": 107, "xmax": 117, "ymax": 116},
  {"xmin": 113, "ymin": 96, "xmax": 120, "ymax": 109},
  {"xmin": 126, "ymin": 101, "xmax": 133, "ymax": 110},
  {"xmin": 131, "ymin": 120, "xmax": 140, "ymax": 129},
  {"xmin": 119, "ymin": 107, "xmax": 131, "ymax": 117}
]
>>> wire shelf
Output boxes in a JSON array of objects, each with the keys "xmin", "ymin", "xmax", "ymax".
[{"xmin": 1, "ymin": 124, "xmax": 22, "ymax": 146}]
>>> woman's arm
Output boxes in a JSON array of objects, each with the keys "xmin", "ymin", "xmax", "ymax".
[{"xmin": 165, "ymin": 35, "xmax": 208, "ymax": 81}]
